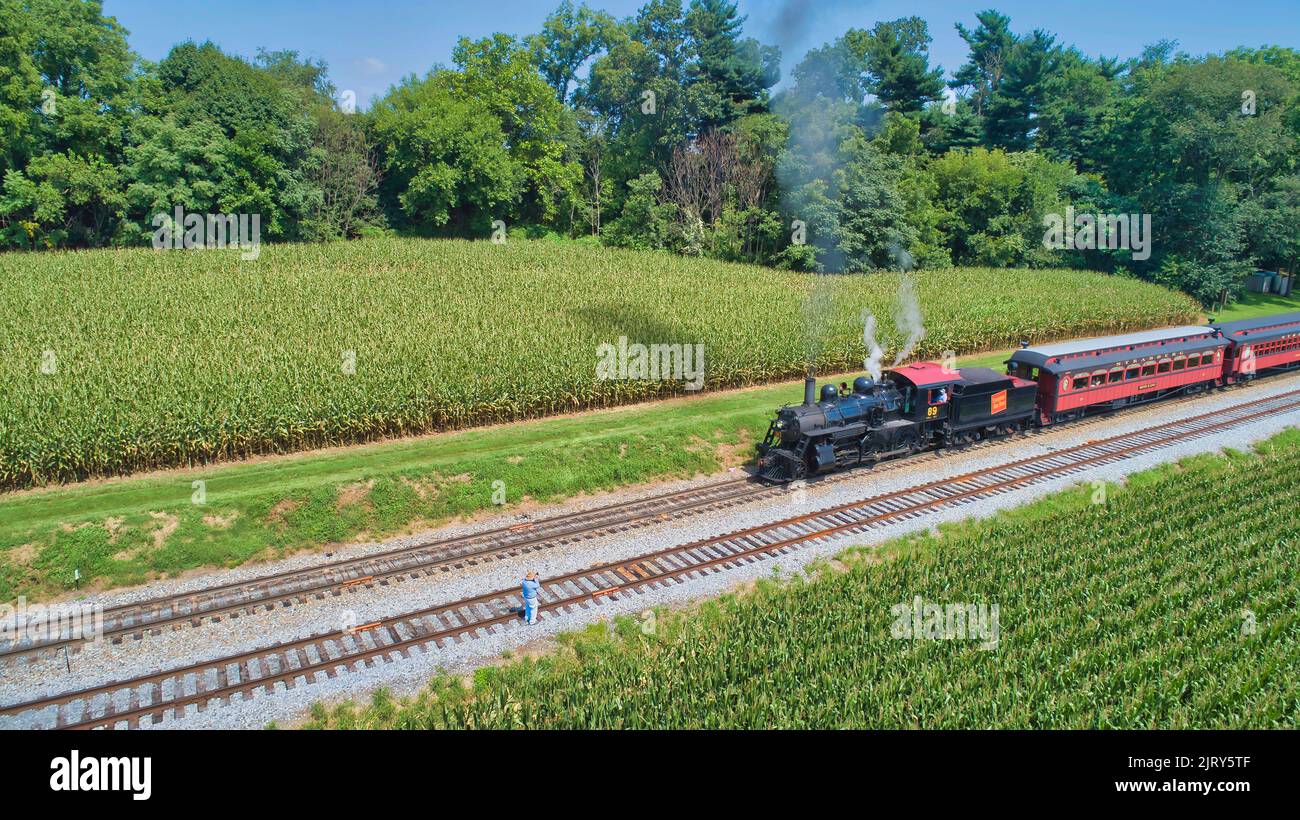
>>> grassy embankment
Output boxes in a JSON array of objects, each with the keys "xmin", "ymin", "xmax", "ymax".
[{"xmin": 302, "ymin": 429, "xmax": 1300, "ymax": 730}]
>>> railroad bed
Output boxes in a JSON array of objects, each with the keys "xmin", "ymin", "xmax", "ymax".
[
  {"xmin": 3, "ymin": 385, "xmax": 1298, "ymax": 730},
  {"xmin": 0, "ymin": 396, "xmax": 1141, "ymax": 664},
  {"xmin": 4, "ymin": 367, "xmax": 1273, "ymax": 667}
]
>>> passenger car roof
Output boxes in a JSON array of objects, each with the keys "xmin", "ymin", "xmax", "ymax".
[
  {"xmin": 1009, "ymin": 326, "xmax": 1217, "ymax": 371},
  {"xmin": 1013, "ymin": 337, "xmax": 1226, "ymax": 375},
  {"xmin": 1211, "ymin": 312, "xmax": 1300, "ymax": 343}
]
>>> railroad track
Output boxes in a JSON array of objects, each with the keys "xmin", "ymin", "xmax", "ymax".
[
  {"xmin": 1, "ymin": 393, "xmax": 1142, "ymax": 663},
  {"xmin": 5, "ymin": 388, "xmax": 1297, "ymax": 730}
]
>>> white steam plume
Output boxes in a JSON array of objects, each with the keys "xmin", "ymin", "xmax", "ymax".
[
  {"xmin": 891, "ymin": 273, "xmax": 926, "ymax": 366},
  {"xmin": 861, "ymin": 309, "xmax": 884, "ymax": 381}
]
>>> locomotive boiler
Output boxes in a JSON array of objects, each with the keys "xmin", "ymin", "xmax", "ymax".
[{"xmin": 756, "ymin": 375, "xmax": 912, "ymax": 482}]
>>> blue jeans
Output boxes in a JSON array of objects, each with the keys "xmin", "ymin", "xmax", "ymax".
[{"xmin": 524, "ymin": 598, "xmax": 537, "ymax": 624}]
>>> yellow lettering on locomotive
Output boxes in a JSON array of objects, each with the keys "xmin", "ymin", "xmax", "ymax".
[
  {"xmin": 926, "ymin": 405, "xmax": 938, "ymax": 418},
  {"xmin": 990, "ymin": 390, "xmax": 1007, "ymax": 415}
]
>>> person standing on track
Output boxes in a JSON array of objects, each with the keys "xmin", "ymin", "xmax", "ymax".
[{"xmin": 521, "ymin": 571, "xmax": 541, "ymax": 625}]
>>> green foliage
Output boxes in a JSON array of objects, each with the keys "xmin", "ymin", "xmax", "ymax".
[
  {"xmin": 0, "ymin": 0, "xmax": 41, "ymax": 175},
  {"xmin": 833, "ymin": 133, "xmax": 915, "ymax": 270},
  {"xmin": 444, "ymin": 34, "xmax": 584, "ymax": 225},
  {"xmin": 120, "ymin": 115, "xmax": 230, "ymax": 236},
  {"xmin": 951, "ymin": 10, "xmax": 1015, "ymax": 117},
  {"xmin": 0, "ymin": 0, "xmax": 133, "ymax": 243},
  {"xmin": 151, "ymin": 42, "xmax": 318, "ymax": 240},
  {"xmin": 0, "ymin": 4, "xmax": 1293, "ymax": 299},
  {"xmin": 983, "ymin": 30, "xmax": 1060, "ymax": 151},
  {"xmin": 1099, "ymin": 55, "xmax": 1299, "ymax": 300},
  {"xmin": 603, "ymin": 171, "xmax": 675, "ymax": 250},
  {"xmin": 0, "ymin": 150, "xmax": 125, "ymax": 247},
  {"xmin": 684, "ymin": 0, "xmax": 780, "ymax": 126},
  {"xmin": 584, "ymin": 0, "xmax": 777, "ymax": 196},
  {"xmin": 370, "ymin": 35, "xmax": 583, "ymax": 233},
  {"xmin": 302, "ymin": 107, "xmax": 384, "ymax": 240},
  {"xmin": 528, "ymin": 1, "xmax": 623, "ymax": 104},
  {"xmin": 925, "ymin": 146, "xmax": 1082, "ymax": 268},
  {"xmin": 1034, "ymin": 50, "xmax": 1118, "ymax": 171},
  {"xmin": 371, "ymin": 75, "xmax": 522, "ymax": 232},
  {"xmin": 846, "ymin": 17, "xmax": 945, "ymax": 115}
]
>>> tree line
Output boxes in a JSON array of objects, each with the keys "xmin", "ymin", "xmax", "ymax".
[{"xmin": 1, "ymin": 0, "xmax": 1296, "ymax": 304}]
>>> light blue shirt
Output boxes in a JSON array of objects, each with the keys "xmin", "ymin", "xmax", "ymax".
[{"xmin": 521, "ymin": 578, "xmax": 540, "ymax": 600}]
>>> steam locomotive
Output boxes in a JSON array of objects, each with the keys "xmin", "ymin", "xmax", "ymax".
[{"xmin": 756, "ymin": 312, "xmax": 1300, "ymax": 483}]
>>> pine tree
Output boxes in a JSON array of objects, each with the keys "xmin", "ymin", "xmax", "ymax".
[
  {"xmin": 850, "ymin": 17, "xmax": 945, "ymax": 115},
  {"xmin": 951, "ymin": 10, "xmax": 1015, "ymax": 116}
]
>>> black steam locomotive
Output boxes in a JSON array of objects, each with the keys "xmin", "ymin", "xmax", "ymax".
[{"xmin": 756, "ymin": 363, "xmax": 1038, "ymax": 482}]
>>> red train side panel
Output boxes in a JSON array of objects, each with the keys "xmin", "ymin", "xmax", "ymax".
[
  {"xmin": 1211, "ymin": 312, "xmax": 1300, "ymax": 382},
  {"xmin": 1006, "ymin": 326, "xmax": 1229, "ymax": 424}
]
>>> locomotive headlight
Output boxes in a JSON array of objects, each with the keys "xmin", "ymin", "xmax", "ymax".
[{"xmin": 776, "ymin": 420, "xmax": 785, "ymax": 429}]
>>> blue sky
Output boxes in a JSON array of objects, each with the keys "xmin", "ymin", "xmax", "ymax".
[{"xmin": 104, "ymin": 0, "xmax": 1297, "ymax": 109}]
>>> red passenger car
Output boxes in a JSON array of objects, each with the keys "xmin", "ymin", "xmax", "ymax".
[
  {"xmin": 1006, "ymin": 326, "xmax": 1229, "ymax": 424},
  {"xmin": 1212, "ymin": 312, "xmax": 1300, "ymax": 382}
]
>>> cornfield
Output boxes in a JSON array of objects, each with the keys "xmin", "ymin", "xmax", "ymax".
[
  {"xmin": 0, "ymin": 237, "xmax": 1199, "ymax": 490},
  {"xmin": 305, "ymin": 431, "xmax": 1300, "ymax": 730}
]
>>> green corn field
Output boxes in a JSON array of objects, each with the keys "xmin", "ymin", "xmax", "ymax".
[
  {"xmin": 304, "ymin": 430, "xmax": 1300, "ymax": 730},
  {"xmin": 0, "ymin": 237, "xmax": 1200, "ymax": 490}
]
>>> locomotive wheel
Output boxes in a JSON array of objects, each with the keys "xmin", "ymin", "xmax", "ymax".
[{"xmin": 897, "ymin": 430, "xmax": 920, "ymax": 455}]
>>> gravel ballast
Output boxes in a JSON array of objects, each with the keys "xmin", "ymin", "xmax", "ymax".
[{"xmin": 2, "ymin": 374, "xmax": 1299, "ymax": 730}]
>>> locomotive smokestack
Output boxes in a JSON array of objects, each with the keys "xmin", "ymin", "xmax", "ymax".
[{"xmin": 804, "ymin": 375, "xmax": 817, "ymax": 406}]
